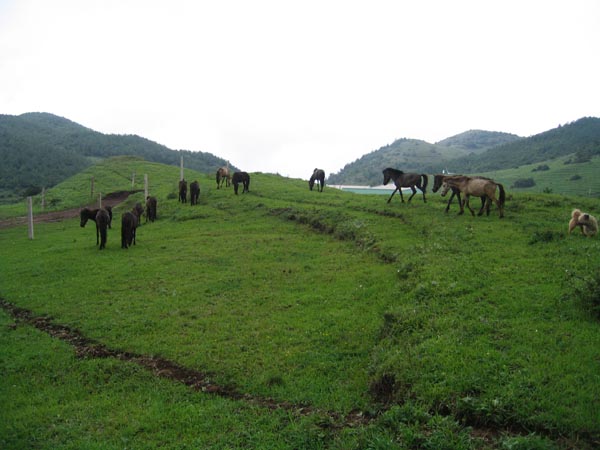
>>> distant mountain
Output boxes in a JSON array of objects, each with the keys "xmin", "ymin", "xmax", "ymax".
[
  {"xmin": 435, "ymin": 130, "xmax": 521, "ymax": 153},
  {"xmin": 328, "ymin": 118, "xmax": 600, "ymax": 185},
  {"xmin": 0, "ymin": 112, "xmax": 236, "ymax": 200}
]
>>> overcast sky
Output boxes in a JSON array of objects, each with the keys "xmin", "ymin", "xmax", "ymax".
[{"xmin": 1, "ymin": 0, "xmax": 599, "ymax": 179}]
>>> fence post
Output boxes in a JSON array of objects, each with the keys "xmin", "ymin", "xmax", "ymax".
[
  {"xmin": 132, "ymin": 172, "xmax": 136, "ymax": 188},
  {"xmin": 144, "ymin": 174, "xmax": 148, "ymax": 200},
  {"xmin": 27, "ymin": 196, "xmax": 34, "ymax": 240},
  {"xmin": 98, "ymin": 193, "xmax": 102, "ymax": 209}
]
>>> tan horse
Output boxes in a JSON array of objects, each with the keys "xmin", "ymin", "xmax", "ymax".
[
  {"xmin": 441, "ymin": 176, "xmax": 505, "ymax": 218},
  {"xmin": 216, "ymin": 167, "xmax": 231, "ymax": 189}
]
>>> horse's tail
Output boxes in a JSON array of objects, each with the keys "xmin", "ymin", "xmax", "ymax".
[
  {"xmin": 421, "ymin": 174, "xmax": 429, "ymax": 192},
  {"xmin": 497, "ymin": 183, "xmax": 506, "ymax": 206}
]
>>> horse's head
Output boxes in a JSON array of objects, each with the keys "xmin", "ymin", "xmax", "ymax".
[
  {"xmin": 440, "ymin": 182, "xmax": 452, "ymax": 197},
  {"xmin": 80, "ymin": 209, "xmax": 89, "ymax": 227},
  {"xmin": 432, "ymin": 175, "xmax": 444, "ymax": 193},
  {"xmin": 308, "ymin": 178, "xmax": 314, "ymax": 190},
  {"xmin": 382, "ymin": 168, "xmax": 394, "ymax": 185}
]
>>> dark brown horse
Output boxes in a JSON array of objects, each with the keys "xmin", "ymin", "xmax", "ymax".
[
  {"xmin": 440, "ymin": 176, "xmax": 506, "ymax": 218},
  {"xmin": 178, "ymin": 179, "xmax": 188, "ymax": 203},
  {"xmin": 121, "ymin": 211, "xmax": 138, "ymax": 249},
  {"xmin": 382, "ymin": 168, "xmax": 428, "ymax": 203},
  {"xmin": 232, "ymin": 171, "xmax": 250, "ymax": 195},
  {"xmin": 80, "ymin": 207, "xmax": 110, "ymax": 249},
  {"xmin": 433, "ymin": 174, "xmax": 486, "ymax": 213},
  {"xmin": 190, "ymin": 181, "xmax": 200, "ymax": 205},
  {"xmin": 133, "ymin": 203, "xmax": 144, "ymax": 224},
  {"xmin": 145, "ymin": 196, "xmax": 157, "ymax": 223},
  {"xmin": 105, "ymin": 205, "xmax": 113, "ymax": 229},
  {"xmin": 309, "ymin": 169, "xmax": 325, "ymax": 192},
  {"xmin": 216, "ymin": 167, "xmax": 231, "ymax": 189}
]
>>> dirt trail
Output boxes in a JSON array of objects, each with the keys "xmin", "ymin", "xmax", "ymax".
[{"xmin": 0, "ymin": 190, "xmax": 138, "ymax": 229}]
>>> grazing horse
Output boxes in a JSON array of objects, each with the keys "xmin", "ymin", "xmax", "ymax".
[
  {"xmin": 121, "ymin": 211, "xmax": 138, "ymax": 249},
  {"xmin": 433, "ymin": 174, "xmax": 486, "ymax": 213},
  {"xmin": 178, "ymin": 179, "xmax": 188, "ymax": 203},
  {"xmin": 441, "ymin": 176, "xmax": 506, "ymax": 218},
  {"xmin": 190, "ymin": 181, "xmax": 200, "ymax": 205},
  {"xmin": 80, "ymin": 207, "xmax": 110, "ymax": 249},
  {"xmin": 232, "ymin": 171, "xmax": 250, "ymax": 195},
  {"xmin": 105, "ymin": 206, "xmax": 113, "ymax": 229},
  {"xmin": 133, "ymin": 202, "xmax": 144, "ymax": 224},
  {"xmin": 382, "ymin": 168, "xmax": 428, "ymax": 203},
  {"xmin": 309, "ymin": 168, "xmax": 325, "ymax": 192},
  {"xmin": 145, "ymin": 196, "xmax": 157, "ymax": 223},
  {"xmin": 216, "ymin": 167, "xmax": 231, "ymax": 189}
]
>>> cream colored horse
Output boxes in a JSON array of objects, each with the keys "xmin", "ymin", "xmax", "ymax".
[{"xmin": 441, "ymin": 176, "xmax": 505, "ymax": 218}]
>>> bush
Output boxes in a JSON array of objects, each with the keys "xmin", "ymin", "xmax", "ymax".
[
  {"xmin": 512, "ymin": 178, "xmax": 536, "ymax": 188},
  {"xmin": 569, "ymin": 174, "xmax": 582, "ymax": 181}
]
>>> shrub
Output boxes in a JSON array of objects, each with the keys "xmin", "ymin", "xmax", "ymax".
[{"xmin": 512, "ymin": 178, "xmax": 535, "ymax": 188}]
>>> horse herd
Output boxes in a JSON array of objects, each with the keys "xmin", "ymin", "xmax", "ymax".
[{"xmin": 80, "ymin": 165, "xmax": 505, "ymax": 250}]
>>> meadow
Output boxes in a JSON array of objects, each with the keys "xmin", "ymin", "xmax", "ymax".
[{"xmin": 1, "ymin": 157, "xmax": 599, "ymax": 449}]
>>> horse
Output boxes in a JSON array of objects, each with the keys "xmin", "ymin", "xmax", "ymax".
[
  {"xmin": 178, "ymin": 179, "xmax": 188, "ymax": 203},
  {"xmin": 232, "ymin": 171, "xmax": 250, "ymax": 195},
  {"xmin": 80, "ymin": 207, "xmax": 110, "ymax": 249},
  {"xmin": 382, "ymin": 168, "xmax": 428, "ymax": 203},
  {"xmin": 216, "ymin": 167, "xmax": 231, "ymax": 189},
  {"xmin": 190, "ymin": 181, "xmax": 200, "ymax": 205},
  {"xmin": 105, "ymin": 205, "xmax": 113, "ymax": 229},
  {"xmin": 145, "ymin": 196, "xmax": 157, "ymax": 223},
  {"xmin": 121, "ymin": 211, "xmax": 138, "ymax": 249},
  {"xmin": 133, "ymin": 202, "xmax": 144, "ymax": 224},
  {"xmin": 440, "ymin": 176, "xmax": 506, "ymax": 218},
  {"xmin": 309, "ymin": 168, "xmax": 325, "ymax": 192},
  {"xmin": 433, "ymin": 174, "xmax": 486, "ymax": 213}
]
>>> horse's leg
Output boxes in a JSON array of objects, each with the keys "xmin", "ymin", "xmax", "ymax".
[
  {"xmin": 446, "ymin": 191, "xmax": 456, "ymax": 213},
  {"xmin": 386, "ymin": 188, "xmax": 398, "ymax": 203},
  {"xmin": 419, "ymin": 185, "xmax": 427, "ymax": 203},
  {"xmin": 465, "ymin": 195, "xmax": 475, "ymax": 216},
  {"xmin": 407, "ymin": 186, "xmax": 417, "ymax": 202},
  {"xmin": 96, "ymin": 223, "xmax": 100, "ymax": 245}
]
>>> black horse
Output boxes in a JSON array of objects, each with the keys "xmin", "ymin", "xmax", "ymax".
[
  {"xmin": 80, "ymin": 207, "xmax": 110, "ymax": 249},
  {"xmin": 309, "ymin": 169, "xmax": 325, "ymax": 192},
  {"xmin": 190, "ymin": 181, "xmax": 200, "ymax": 205},
  {"xmin": 232, "ymin": 171, "xmax": 250, "ymax": 195},
  {"xmin": 178, "ymin": 179, "xmax": 188, "ymax": 203},
  {"xmin": 121, "ymin": 211, "xmax": 138, "ymax": 249},
  {"xmin": 433, "ymin": 174, "xmax": 487, "ymax": 213},
  {"xmin": 145, "ymin": 196, "xmax": 157, "ymax": 223},
  {"xmin": 382, "ymin": 168, "xmax": 428, "ymax": 203}
]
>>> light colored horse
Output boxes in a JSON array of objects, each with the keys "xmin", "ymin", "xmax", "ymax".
[
  {"xmin": 441, "ymin": 176, "xmax": 505, "ymax": 218},
  {"xmin": 216, "ymin": 167, "xmax": 231, "ymax": 189}
]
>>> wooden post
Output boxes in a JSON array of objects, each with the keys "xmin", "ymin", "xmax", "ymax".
[
  {"xmin": 180, "ymin": 156, "xmax": 184, "ymax": 181},
  {"xmin": 144, "ymin": 174, "xmax": 148, "ymax": 200},
  {"xmin": 27, "ymin": 196, "xmax": 34, "ymax": 240},
  {"xmin": 41, "ymin": 187, "xmax": 46, "ymax": 211},
  {"xmin": 98, "ymin": 192, "xmax": 102, "ymax": 209},
  {"xmin": 91, "ymin": 176, "xmax": 95, "ymax": 197},
  {"xmin": 132, "ymin": 172, "xmax": 136, "ymax": 188}
]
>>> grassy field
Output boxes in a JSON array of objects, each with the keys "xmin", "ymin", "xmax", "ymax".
[{"xmin": 1, "ymin": 157, "xmax": 600, "ymax": 449}]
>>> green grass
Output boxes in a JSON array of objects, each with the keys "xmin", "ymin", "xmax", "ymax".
[{"xmin": 1, "ymin": 158, "xmax": 599, "ymax": 449}]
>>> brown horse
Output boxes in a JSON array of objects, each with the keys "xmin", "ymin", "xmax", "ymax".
[
  {"xmin": 309, "ymin": 169, "xmax": 325, "ymax": 192},
  {"xmin": 441, "ymin": 176, "xmax": 506, "ymax": 218},
  {"xmin": 433, "ymin": 174, "xmax": 486, "ymax": 213},
  {"xmin": 382, "ymin": 168, "xmax": 428, "ymax": 203},
  {"xmin": 145, "ymin": 196, "xmax": 157, "ymax": 223},
  {"xmin": 178, "ymin": 179, "xmax": 188, "ymax": 203},
  {"xmin": 190, "ymin": 181, "xmax": 200, "ymax": 205},
  {"xmin": 216, "ymin": 167, "xmax": 231, "ymax": 189},
  {"xmin": 232, "ymin": 171, "xmax": 250, "ymax": 195},
  {"xmin": 80, "ymin": 207, "xmax": 110, "ymax": 249},
  {"xmin": 121, "ymin": 211, "xmax": 138, "ymax": 249}
]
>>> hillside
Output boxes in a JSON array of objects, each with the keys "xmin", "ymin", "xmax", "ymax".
[
  {"xmin": 0, "ymin": 112, "xmax": 236, "ymax": 202},
  {"xmin": 328, "ymin": 118, "xmax": 600, "ymax": 187},
  {"xmin": 1, "ymin": 159, "xmax": 599, "ymax": 448}
]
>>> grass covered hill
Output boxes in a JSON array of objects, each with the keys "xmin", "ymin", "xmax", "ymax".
[
  {"xmin": 1, "ymin": 157, "xmax": 600, "ymax": 449},
  {"xmin": 0, "ymin": 112, "xmax": 236, "ymax": 202}
]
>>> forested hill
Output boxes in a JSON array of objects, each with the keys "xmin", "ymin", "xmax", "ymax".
[
  {"xmin": 328, "ymin": 117, "xmax": 600, "ymax": 186},
  {"xmin": 0, "ymin": 112, "xmax": 235, "ymax": 200}
]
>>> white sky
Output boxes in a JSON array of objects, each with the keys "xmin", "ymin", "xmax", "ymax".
[{"xmin": 1, "ymin": 0, "xmax": 599, "ymax": 179}]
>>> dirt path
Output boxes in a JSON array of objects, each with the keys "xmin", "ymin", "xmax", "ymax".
[{"xmin": 0, "ymin": 190, "xmax": 138, "ymax": 229}]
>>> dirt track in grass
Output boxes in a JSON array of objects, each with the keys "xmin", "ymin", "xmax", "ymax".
[{"xmin": 0, "ymin": 190, "xmax": 138, "ymax": 229}]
